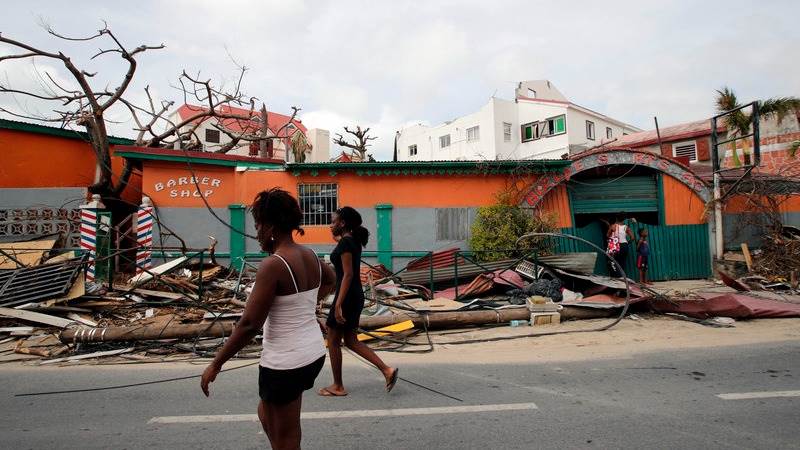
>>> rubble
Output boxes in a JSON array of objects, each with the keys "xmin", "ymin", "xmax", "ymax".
[{"xmin": 1, "ymin": 230, "xmax": 798, "ymax": 367}]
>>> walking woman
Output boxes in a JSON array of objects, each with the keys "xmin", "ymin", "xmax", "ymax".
[
  {"xmin": 318, "ymin": 206, "xmax": 398, "ymax": 397},
  {"xmin": 201, "ymin": 188, "xmax": 337, "ymax": 450}
]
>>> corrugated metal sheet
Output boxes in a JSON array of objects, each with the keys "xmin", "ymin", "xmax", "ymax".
[
  {"xmin": 406, "ymin": 248, "xmax": 466, "ymax": 272},
  {"xmin": 0, "ymin": 256, "xmax": 86, "ymax": 307},
  {"xmin": 558, "ymin": 223, "xmax": 711, "ymax": 281},
  {"xmin": 569, "ymin": 176, "xmax": 658, "ymax": 214},
  {"xmin": 662, "ymin": 175, "xmax": 706, "ymax": 225},
  {"xmin": 538, "ymin": 184, "xmax": 572, "ymax": 228},
  {"xmin": 399, "ymin": 253, "xmax": 598, "ymax": 285}
]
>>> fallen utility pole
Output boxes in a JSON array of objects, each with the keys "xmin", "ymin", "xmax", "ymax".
[
  {"xmin": 59, "ymin": 307, "xmax": 614, "ymax": 343},
  {"xmin": 358, "ymin": 307, "xmax": 612, "ymax": 330},
  {"xmin": 60, "ymin": 321, "xmax": 235, "ymax": 344}
]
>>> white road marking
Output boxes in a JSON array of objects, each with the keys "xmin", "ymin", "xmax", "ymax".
[
  {"xmin": 717, "ymin": 390, "xmax": 800, "ymax": 400},
  {"xmin": 148, "ymin": 402, "xmax": 538, "ymax": 424}
]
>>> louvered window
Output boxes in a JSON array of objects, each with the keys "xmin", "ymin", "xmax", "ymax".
[{"xmin": 672, "ymin": 142, "xmax": 697, "ymax": 161}]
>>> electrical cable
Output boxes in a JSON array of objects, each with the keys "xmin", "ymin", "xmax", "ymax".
[
  {"xmin": 342, "ymin": 347, "xmax": 463, "ymax": 403},
  {"xmin": 14, "ymin": 360, "xmax": 259, "ymax": 397}
]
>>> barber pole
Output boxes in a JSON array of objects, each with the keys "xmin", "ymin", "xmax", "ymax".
[
  {"xmin": 79, "ymin": 195, "xmax": 105, "ymax": 282},
  {"xmin": 136, "ymin": 197, "xmax": 154, "ymax": 274}
]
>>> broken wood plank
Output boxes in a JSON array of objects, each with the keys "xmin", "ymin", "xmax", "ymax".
[
  {"xmin": 131, "ymin": 288, "xmax": 192, "ymax": 300},
  {"xmin": 66, "ymin": 313, "xmax": 97, "ymax": 327},
  {"xmin": 741, "ymin": 243, "xmax": 753, "ymax": 272},
  {"xmin": 39, "ymin": 347, "xmax": 134, "ymax": 365},
  {"xmin": 44, "ymin": 274, "xmax": 86, "ymax": 306},
  {"xmin": 0, "ymin": 306, "xmax": 75, "ymax": 328},
  {"xmin": 127, "ymin": 256, "xmax": 188, "ymax": 286},
  {"xmin": 44, "ymin": 251, "xmax": 77, "ymax": 265},
  {"xmin": 0, "ymin": 326, "xmax": 35, "ymax": 335},
  {"xmin": 0, "ymin": 238, "xmax": 57, "ymax": 269}
]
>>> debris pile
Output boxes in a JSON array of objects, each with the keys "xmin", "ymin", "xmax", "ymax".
[{"xmin": 3, "ymin": 232, "xmax": 799, "ymax": 366}]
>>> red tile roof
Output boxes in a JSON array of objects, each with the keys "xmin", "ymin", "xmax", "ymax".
[{"xmin": 175, "ymin": 104, "xmax": 307, "ymax": 136}]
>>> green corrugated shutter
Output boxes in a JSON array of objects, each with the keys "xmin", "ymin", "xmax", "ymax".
[
  {"xmin": 569, "ymin": 175, "xmax": 658, "ymax": 214},
  {"xmin": 558, "ymin": 223, "xmax": 710, "ymax": 281}
]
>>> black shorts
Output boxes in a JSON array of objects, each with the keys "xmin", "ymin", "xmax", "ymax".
[{"xmin": 258, "ymin": 356, "xmax": 325, "ymax": 405}]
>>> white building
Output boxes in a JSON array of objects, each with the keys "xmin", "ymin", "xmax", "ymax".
[
  {"xmin": 397, "ymin": 80, "xmax": 641, "ymax": 161},
  {"xmin": 169, "ymin": 104, "xmax": 330, "ymax": 162}
]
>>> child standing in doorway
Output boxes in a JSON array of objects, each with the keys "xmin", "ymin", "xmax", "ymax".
[{"xmin": 637, "ymin": 228, "xmax": 651, "ymax": 285}]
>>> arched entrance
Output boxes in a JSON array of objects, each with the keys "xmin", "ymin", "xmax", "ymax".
[{"xmin": 525, "ymin": 149, "xmax": 712, "ymax": 281}]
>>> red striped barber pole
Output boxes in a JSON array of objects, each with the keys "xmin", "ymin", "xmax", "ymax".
[
  {"xmin": 136, "ymin": 197, "xmax": 154, "ymax": 274},
  {"xmin": 79, "ymin": 195, "xmax": 105, "ymax": 282}
]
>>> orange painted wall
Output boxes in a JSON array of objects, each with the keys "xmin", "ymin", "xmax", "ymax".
[
  {"xmin": 0, "ymin": 128, "xmax": 141, "ymax": 202},
  {"xmin": 141, "ymin": 162, "xmax": 237, "ymax": 208},
  {"xmin": 662, "ymin": 175, "xmax": 708, "ymax": 225},
  {"xmin": 240, "ymin": 171, "xmax": 512, "ymax": 208},
  {"xmin": 539, "ymin": 185, "xmax": 572, "ymax": 228},
  {"xmin": 147, "ymin": 166, "xmax": 518, "ymax": 209},
  {"xmin": 725, "ymin": 194, "xmax": 800, "ymax": 214}
]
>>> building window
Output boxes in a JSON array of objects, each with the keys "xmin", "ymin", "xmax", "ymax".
[
  {"xmin": 408, "ymin": 144, "xmax": 418, "ymax": 156},
  {"xmin": 503, "ymin": 122, "xmax": 512, "ymax": 142},
  {"xmin": 606, "ymin": 127, "xmax": 613, "ymax": 139},
  {"xmin": 299, "ymin": 183, "xmax": 338, "ymax": 226},
  {"xmin": 466, "ymin": 126, "xmax": 480, "ymax": 142},
  {"xmin": 521, "ymin": 122, "xmax": 540, "ymax": 142},
  {"xmin": 545, "ymin": 115, "xmax": 566, "ymax": 136},
  {"xmin": 439, "ymin": 134, "xmax": 451, "ymax": 148},
  {"xmin": 672, "ymin": 141, "xmax": 698, "ymax": 162},
  {"xmin": 436, "ymin": 208, "xmax": 469, "ymax": 241},
  {"xmin": 205, "ymin": 129, "xmax": 221, "ymax": 144},
  {"xmin": 586, "ymin": 121, "xmax": 595, "ymax": 140}
]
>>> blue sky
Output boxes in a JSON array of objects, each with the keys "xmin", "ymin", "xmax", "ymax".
[{"xmin": 1, "ymin": 0, "xmax": 798, "ymax": 159}]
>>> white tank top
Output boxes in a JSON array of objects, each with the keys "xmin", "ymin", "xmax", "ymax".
[
  {"xmin": 615, "ymin": 224, "xmax": 628, "ymax": 244},
  {"xmin": 259, "ymin": 254, "xmax": 326, "ymax": 370}
]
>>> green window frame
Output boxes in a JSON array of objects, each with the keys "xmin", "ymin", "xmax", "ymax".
[{"xmin": 548, "ymin": 115, "xmax": 566, "ymax": 135}]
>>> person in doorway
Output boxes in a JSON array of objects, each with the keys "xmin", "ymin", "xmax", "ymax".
[
  {"xmin": 637, "ymin": 227, "xmax": 651, "ymax": 285},
  {"xmin": 607, "ymin": 215, "xmax": 635, "ymax": 277},
  {"xmin": 200, "ymin": 188, "xmax": 337, "ymax": 450},
  {"xmin": 319, "ymin": 206, "xmax": 399, "ymax": 397}
]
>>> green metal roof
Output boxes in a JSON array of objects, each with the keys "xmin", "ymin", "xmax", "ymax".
[{"xmin": 0, "ymin": 118, "xmax": 134, "ymax": 145}]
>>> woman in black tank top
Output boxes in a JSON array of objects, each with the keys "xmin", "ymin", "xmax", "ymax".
[{"xmin": 318, "ymin": 206, "xmax": 399, "ymax": 397}]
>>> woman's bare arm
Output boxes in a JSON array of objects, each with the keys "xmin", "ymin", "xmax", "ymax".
[{"xmin": 201, "ymin": 257, "xmax": 279, "ymax": 396}]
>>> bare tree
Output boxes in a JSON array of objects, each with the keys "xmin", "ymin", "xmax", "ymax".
[
  {"xmin": 0, "ymin": 23, "xmax": 164, "ymax": 196},
  {"xmin": 0, "ymin": 22, "xmax": 302, "ymax": 196},
  {"xmin": 334, "ymin": 125, "xmax": 376, "ymax": 161}
]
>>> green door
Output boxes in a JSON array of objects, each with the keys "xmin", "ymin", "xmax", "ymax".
[{"xmin": 569, "ymin": 175, "xmax": 658, "ymax": 214}]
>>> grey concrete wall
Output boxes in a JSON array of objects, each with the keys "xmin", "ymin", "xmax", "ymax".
[
  {"xmin": 152, "ymin": 207, "xmax": 232, "ymax": 253},
  {"xmin": 0, "ymin": 187, "xmax": 87, "ymax": 209},
  {"xmin": 723, "ymin": 212, "xmax": 800, "ymax": 249}
]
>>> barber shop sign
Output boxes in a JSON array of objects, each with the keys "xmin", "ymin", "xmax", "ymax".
[{"xmin": 153, "ymin": 176, "xmax": 223, "ymax": 199}]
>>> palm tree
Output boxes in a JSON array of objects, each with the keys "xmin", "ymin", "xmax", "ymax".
[{"xmin": 715, "ymin": 87, "xmax": 800, "ymax": 167}]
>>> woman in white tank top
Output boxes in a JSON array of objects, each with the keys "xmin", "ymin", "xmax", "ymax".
[
  {"xmin": 200, "ymin": 188, "xmax": 336, "ymax": 450},
  {"xmin": 607, "ymin": 215, "xmax": 635, "ymax": 277}
]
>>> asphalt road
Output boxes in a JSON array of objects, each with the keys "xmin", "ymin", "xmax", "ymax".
[{"xmin": 2, "ymin": 341, "xmax": 799, "ymax": 449}]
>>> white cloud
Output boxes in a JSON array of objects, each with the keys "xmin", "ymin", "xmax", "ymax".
[{"xmin": 1, "ymin": 0, "xmax": 799, "ymax": 158}]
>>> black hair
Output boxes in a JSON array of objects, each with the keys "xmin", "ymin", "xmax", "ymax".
[
  {"xmin": 639, "ymin": 227, "xmax": 647, "ymax": 236},
  {"xmin": 250, "ymin": 188, "xmax": 304, "ymax": 236},
  {"xmin": 336, "ymin": 206, "xmax": 369, "ymax": 247}
]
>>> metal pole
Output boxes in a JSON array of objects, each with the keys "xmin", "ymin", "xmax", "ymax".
[
  {"xmin": 710, "ymin": 116, "xmax": 724, "ymax": 259},
  {"xmin": 714, "ymin": 172, "xmax": 724, "ymax": 258}
]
